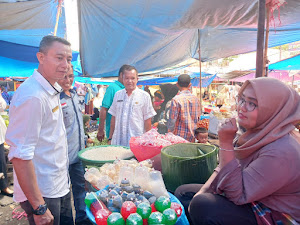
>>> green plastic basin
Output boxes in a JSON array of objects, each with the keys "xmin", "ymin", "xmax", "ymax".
[{"xmin": 78, "ymin": 145, "xmax": 134, "ymax": 168}]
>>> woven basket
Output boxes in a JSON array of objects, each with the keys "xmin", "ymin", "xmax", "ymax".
[{"xmin": 161, "ymin": 143, "xmax": 218, "ymax": 192}]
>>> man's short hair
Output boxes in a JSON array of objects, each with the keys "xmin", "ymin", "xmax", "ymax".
[
  {"xmin": 195, "ymin": 127, "xmax": 208, "ymax": 135},
  {"xmin": 178, "ymin": 74, "xmax": 191, "ymax": 87},
  {"xmin": 39, "ymin": 35, "xmax": 71, "ymax": 54},
  {"xmin": 118, "ymin": 64, "xmax": 138, "ymax": 77}
]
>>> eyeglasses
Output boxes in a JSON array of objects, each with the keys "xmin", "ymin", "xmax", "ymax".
[
  {"xmin": 61, "ymin": 75, "xmax": 74, "ymax": 80},
  {"xmin": 236, "ymin": 95, "xmax": 257, "ymax": 112}
]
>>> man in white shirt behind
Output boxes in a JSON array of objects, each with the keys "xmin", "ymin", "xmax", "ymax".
[
  {"xmin": 108, "ymin": 65, "xmax": 156, "ymax": 147},
  {"xmin": 6, "ymin": 35, "xmax": 73, "ymax": 225}
]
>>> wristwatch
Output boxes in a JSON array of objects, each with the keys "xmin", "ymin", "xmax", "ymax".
[{"xmin": 32, "ymin": 203, "xmax": 48, "ymax": 215}]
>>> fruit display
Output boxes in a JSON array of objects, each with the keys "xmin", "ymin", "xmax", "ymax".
[
  {"xmin": 85, "ymin": 183, "xmax": 182, "ymax": 225},
  {"xmin": 197, "ymin": 119, "xmax": 209, "ymax": 130}
]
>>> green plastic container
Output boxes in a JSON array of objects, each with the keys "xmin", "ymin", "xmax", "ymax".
[
  {"xmin": 161, "ymin": 143, "xmax": 218, "ymax": 192},
  {"xmin": 78, "ymin": 145, "xmax": 134, "ymax": 168}
]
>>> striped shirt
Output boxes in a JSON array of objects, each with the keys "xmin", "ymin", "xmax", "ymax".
[{"xmin": 168, "ymin": 90, "xmax": 201, "ymax": 142}]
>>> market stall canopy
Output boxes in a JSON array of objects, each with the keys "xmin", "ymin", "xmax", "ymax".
[
  {"xmin": 0, "ymin": 40, "xmax": 81, "ymax": 78},
  {"xmin": 74, "ymin": 76, "xmax": 113, "ymax": 85},
  {"xmin": 137, "ymin": 72, "xmax": 215, "ymax": 87},
  {"xmin": 268, "ymin": 53, "xmax": 300, "ymax": 70},
  {"xmin": 216, "ymin": 70, "xmax": 300, "ymax": 82},
  {"xmin": 0, "ymin": 0, "xmax": 81, "ymax": 78},
  {"xmin": 0, "ymin": 0, "xmax": 64, "ymax": 45},
  {"xmin": 78, "ymin": 0, "xmax": 300, "ymax": 78},
  {"xmin": 217, "ymin": 71, "xmax": 254, "ymax": 80}
]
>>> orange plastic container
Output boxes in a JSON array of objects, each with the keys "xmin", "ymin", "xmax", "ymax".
[{"xmin": 129, "ymin": 137, "xmax": 163, "ymax": 162}]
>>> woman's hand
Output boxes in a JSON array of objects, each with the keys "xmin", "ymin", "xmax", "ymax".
[
  {"xmin": 218, "ymin": 118, "xmax": 237, "ymax": 168},
  {"xmin": 218, "ymin": 118, "xmax": 238, "ymax": 147},
  {"xmin": 195, "ymin": 185, "xmax": 210, "ymax": 196}
]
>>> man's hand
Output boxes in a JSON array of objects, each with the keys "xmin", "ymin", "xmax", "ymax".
[
  {"xmin": 33, "ymin": 209, "xmax": 54, "ymax": 225},
  {"xmin": 87, "ymin": 138, "xmax": 94, "ymax": 144},
  {"xmin": 97, "ymin": 129, "xmax": 105, "ymax": 142},
  {"xmin": 98, "ymin": 107, "xmax": 109, "ymax": 141}
]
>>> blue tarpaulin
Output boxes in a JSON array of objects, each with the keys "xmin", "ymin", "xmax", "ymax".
[
  {"xmin": 78, "ymin": 0, "xmax": 300, "ymax": 77},
  {"xmin": 74, "ymin": 77, "xmax": 113, "ymax": 85},
  {"xmin": 268, "ymin": 54, "xmax": 300, "ymax": 70},
  {"xmin": 137, "ymin": 72, "xmax": 216, "ymax": 87},
  {"xmin": 0, "ymin": 41, "xmax": 81, "ymax": 77},
  {"xmin": 1, "ymin": 0, "xmax": 300, "ymax": 79},
  {"xmin": 0, "ymin": 0, "xmax": 82, "ymax": 78}
]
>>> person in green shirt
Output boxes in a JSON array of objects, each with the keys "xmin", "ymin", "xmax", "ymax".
[{"xmin": 97, "ymin": 65, "xmax": 126, "ymax": 141}]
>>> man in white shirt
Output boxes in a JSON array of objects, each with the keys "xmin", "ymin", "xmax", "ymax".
[
  {"xmin": 108, "ymin": 65, "xmax": 156, "ymax": 147},
  {"xmin": 6, "ymin": 36, "xmax": 73, "ymax": 225}
]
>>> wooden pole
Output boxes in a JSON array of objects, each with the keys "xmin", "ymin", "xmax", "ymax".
[
  {"xmin": 263, "ymin": 5, "xmax": 270, "ymax": 77},
  {"xmin": 198, "ymin": 29, "xmax": 202, "ymax": 113},
  {"xmin": 54, "ymin": 1, "xmax": 63, "ymax": 36},
  {"xmin": 256, "ymin": 0, "xmax": 266, "ymax": 78},
  {"xmin": 77, "ymin": 0, "xmax": 86, "ymax": 76}
]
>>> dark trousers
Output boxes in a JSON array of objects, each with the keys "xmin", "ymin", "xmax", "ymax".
[
  {"xmin": 0, "ymin": 143, "xmax": 8, "ymax": 190},
  {"xmin": 20, "ymin": 192, "xmax": 74, "ymax": 225},
  {"xmin": 69, "ymin": 161, "xmax": 87, "ymax": 223},
  {"xmin": 175, "ymin": 184, "xmax": 257, "ymax": 225}
]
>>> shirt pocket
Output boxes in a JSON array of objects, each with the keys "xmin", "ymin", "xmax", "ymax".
[
  {"xmin": 62, "ymin": 107, "xmax": 73, "ymax": 128},
  {"xmin": 131, "ymin": 101, "xmax": 143, "ymax": 119},
  {"xmin": 115, "ymin": 100, "xmax": 125, "ymax": 113}
]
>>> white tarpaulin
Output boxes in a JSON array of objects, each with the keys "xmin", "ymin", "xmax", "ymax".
[{"xmin": 78, "ymin": 0, "xmax": 300, "ymax": 77}]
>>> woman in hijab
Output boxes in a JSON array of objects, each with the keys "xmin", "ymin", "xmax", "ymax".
[
  {"xmin": 154, "ymin": 84, "xmax": 178, "ymax": 133},
  {"xmin": 175, "ymin": 77, "xmax": 300, "ymax": 225}
]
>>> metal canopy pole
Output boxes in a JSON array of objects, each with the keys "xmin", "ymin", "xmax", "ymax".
[
  {"xmin": 263, "ymin": 5, "xmax": 271, "ymax": 77},
  {"xmin": 256, "ymin": 0, "xmax": 266, "ymax": 78},
  {"xmin": 77, "ymin": 0, "xmax": 86, "ymax": 76},
  {"xmin": 198, "ymin": 29, "xmax": 202, "ymax": 113}
]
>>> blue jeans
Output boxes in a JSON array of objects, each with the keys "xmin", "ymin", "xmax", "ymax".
[{"xmin": 69, "ymin": 161, "xmax": 87, "ymax": 223}]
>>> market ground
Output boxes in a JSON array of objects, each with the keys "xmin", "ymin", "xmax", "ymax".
[
  {"xmin": 0, "ymin": 137, "xmax": 219, "ymax": 224},
  {"xmin": 0, "ymin": 185, "xmax": 77, "ymax": 225},
  {"xmin": 0, "ymin": 185, "xmax": 27, "ymax": 225}
]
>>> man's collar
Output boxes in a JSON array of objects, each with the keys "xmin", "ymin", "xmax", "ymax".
[
  {"xmin": 60, "ymin": 89, "xmax": 75, "ymax": 99},
  {"xmin": 125, "ymin": 87, "xmax": 137, "ymax": 95},
  {"xmin": 115, "ymin": 80, "xmax": 125, "ymax": 88},
  {"xmin": 33, "ymin": 70, "xmax": 63, "ymax": 96},
  {"xmin": 180, "ymin": 89, "xmax": 191, "ymax": 93}
]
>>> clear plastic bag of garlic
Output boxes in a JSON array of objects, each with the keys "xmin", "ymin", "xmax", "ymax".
[
  {"xmin": 96, "ymin": 175, "xmax": 113, "ymax": 190},
  {"xmin": 84, "ymin": 159, "xmax": 154, "ymax": 189},
  {"xmin": 84, "ymin": 167, "xmax": 102, "ymax": 186}
]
